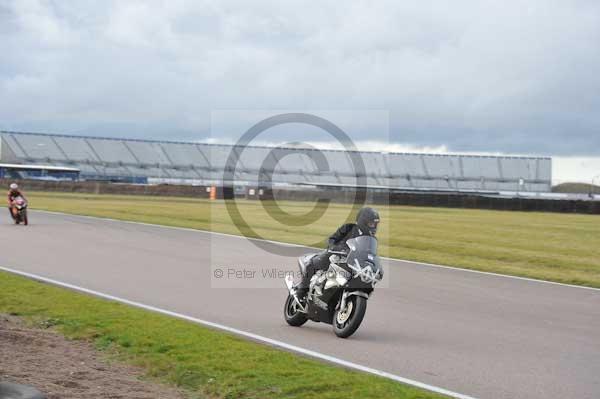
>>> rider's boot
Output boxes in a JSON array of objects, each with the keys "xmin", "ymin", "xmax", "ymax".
[{"xmin": 295, "ymin": 278, "xmax": 310, "ymax": 301}]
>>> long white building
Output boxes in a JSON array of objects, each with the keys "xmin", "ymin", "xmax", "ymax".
[{"xmin": 0, "ymin": 131, "xmax": 552, "ymax": 192}]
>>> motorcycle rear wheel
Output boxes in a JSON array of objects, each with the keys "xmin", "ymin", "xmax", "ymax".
[
  {"xmin": 284, "ymin": 294, "xmax": 308, "ymax": 327},
  {"xmin": 333, "ymin": 295, "xmax": 367, "ymax": 338}
]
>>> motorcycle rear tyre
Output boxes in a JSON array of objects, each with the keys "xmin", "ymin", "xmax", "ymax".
[{"xmin": 284, "ymin": 294, "xmax": 308, "ymax": 327}]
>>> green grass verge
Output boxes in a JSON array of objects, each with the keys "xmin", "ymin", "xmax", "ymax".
[
  {"xmin": 28, "ymin": 191, "xmax": 600, "ymax": 288},
  {"xmin": 0, "ymin": 271, "xmax": 445, "ymax": 399}
]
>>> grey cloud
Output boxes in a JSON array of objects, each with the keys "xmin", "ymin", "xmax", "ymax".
[{"xmin": 1, "ymin": 0, "xmax": 600, "ymax": 155}]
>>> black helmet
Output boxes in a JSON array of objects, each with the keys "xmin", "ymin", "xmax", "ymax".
[{"xmin": 356, "ymin": 207, "xmax": 380, "ymax": 236}]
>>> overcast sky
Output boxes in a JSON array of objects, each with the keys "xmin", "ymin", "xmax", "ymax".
[{"xmin": 1, "ymin": 0, "xmax": 600, "ymax": 164}]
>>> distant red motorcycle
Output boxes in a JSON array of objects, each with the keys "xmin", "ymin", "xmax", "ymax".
[{"xmin": 12, "ymin": 196, "xmax": 28, "ymax": 225}]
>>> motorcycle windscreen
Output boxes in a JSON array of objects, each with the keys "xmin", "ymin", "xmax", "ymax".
[{"xmin": 345, "ymin": 236, "xmax": 381, "ymax": 273}]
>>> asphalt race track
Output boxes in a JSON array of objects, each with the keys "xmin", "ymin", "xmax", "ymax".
[{"xmin": 1, "ymin": 211, "xmax": 599, "ymax": 399}]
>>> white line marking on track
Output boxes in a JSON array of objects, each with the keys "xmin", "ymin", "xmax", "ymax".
[
  {"xmin": 0, "ymin": 265, "xmax": 477, "ymax": 399},
  {"xmin": 34, "ymin": 209, "xmax": 600, "ymax": 292}
]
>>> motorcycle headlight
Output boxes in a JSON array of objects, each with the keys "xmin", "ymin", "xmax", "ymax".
[
  {"xmin": 349, "ymin": 259, "xmax": 381, "ymax": 285},
  {"xmin": 365, "ymin": 262, "xmax": 383, "ymax": 284}
]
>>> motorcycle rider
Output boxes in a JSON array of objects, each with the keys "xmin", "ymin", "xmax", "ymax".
[
  {"xmin": 7, "ymin": 183, "xmax": 27, "ymax": 221},
  {"xmin": 296, "ymin": 207, "xmax": 380, "ymax": 299}
]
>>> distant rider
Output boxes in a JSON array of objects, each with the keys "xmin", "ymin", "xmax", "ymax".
[
  {"xmin": 7, "ymin": 183, "xmax": 27, "ymax": 221},
  {"xmin": 296, "ymin": 207, "xmax": 380, "ymax": 299}
]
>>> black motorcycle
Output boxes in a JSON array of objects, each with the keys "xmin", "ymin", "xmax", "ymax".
[{"xmin": 284, "ymin": 236, "xmax": 383, "ymax": 338}]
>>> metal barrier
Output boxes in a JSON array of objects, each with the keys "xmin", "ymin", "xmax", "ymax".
[{"xmin": 2, "ymin": 179, "xmax": 598, "ymax": 214}]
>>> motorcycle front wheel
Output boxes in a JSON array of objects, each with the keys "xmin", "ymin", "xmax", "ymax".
[
  {"xmin": 284, "ymin": 294, "xmax": 308, "ymax": 327},
  {"xmin": 333, "ymin": 295, "xmax": 367, "ymax": 338}
]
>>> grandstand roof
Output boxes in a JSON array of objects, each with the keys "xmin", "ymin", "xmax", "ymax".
[
  {"xmin": 0, "ymin": 163, "xmax": 80, "ymax": 172},
  {"xmin": 0, "ymin": 130, "xmax": 551, "ymax": 160}
]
